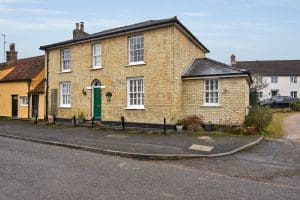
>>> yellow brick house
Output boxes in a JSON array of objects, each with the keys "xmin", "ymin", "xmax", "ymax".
[
  {"xmin": 0, "ymin": 43, "xmax": 45, "ymax": 119},
  {"xmin": 40, "ymin": 17, "xmax": 251, "ymax": 128}
]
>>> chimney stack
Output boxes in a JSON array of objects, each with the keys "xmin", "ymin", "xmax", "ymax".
[
  {"xmin": 6, "ymin": 43, "xmax": 18, "ymax": 62},
  {"xmin": 231, "ymin": 54, "xmax": 236, "ymax": 66},
  {"xmin": 73, "ymin": 22, "xmax": 87, "ymax": 39}
]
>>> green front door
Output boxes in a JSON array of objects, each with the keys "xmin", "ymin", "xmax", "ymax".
[{"xmin": 93, "ymin": 87, "xmax": 101, "ymax": 120}]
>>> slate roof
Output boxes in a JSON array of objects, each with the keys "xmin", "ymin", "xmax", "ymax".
[
  {"xmin": 182, "ymin": 58, "xmax": 249, "ymax": 78},
  {"xmin": 235, "ymin": 60, "xmax": 300, "ymax": 76},
  {"xmin": 40, "ymin": 16, "xmax": 209, "ymax": 53},
  {"xmin": 0, "ymin": 55, "xmax": 44, "ymax": 82}
]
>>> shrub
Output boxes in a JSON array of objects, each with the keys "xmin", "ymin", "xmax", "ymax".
[
  {"xmin": 245, "ymin": 106, "xmax": 273, "ymax": 132},
  {"xmin": 290, "ymin": 101, "xmax": 300, "ymax": 111},
  {"xmin": 282, "ymin": 108, "xmax": 292, "ymax": 113},
  {"xmin": 182, "ymin": 115, "xmax": 204, "ymax": 132}
]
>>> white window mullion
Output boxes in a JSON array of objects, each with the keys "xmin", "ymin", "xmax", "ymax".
[
  {"xmin": 61, "ymin": 49, "xmax": 71, "ymax": 72},
  {"xmin": 127, "ymin": 77, "xmax": 144, "ymax": 109},
  {"xmin": 92, "ymin": 44, "xmax": 102, "ymax": 68},
  {"xmin": 60, "ymin": 82, "xmax": 71, "ymax": 108},
  {"xmin": 128, "ymin": 35, "xmax": 144, "ymax": 64},
  {"xmin": 204, "ymin": 79, "xmax": 219, "ymax": 106}
]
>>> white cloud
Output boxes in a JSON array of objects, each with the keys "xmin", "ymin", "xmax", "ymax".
[
  {"xmin": 0, "ymin": 18, "xmax": 73, "ymax": 30},
  {"xmin": 0, "ymin": 6, "xmax": 66, "ymax": 15},
  {"xmin": 0, "ymin": 17, "xmax": 133, "ymax": 31}
]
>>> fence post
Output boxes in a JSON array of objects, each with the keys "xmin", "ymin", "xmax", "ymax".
[
  {"xmin": 35, "ymin": 114, "xmax": 38, "ymax": 125},
  {"xmin": 121, "ymin": 116, "xmax": 125, "ymax": 130},
  {"xmin": 53, "ymin": 115, "xmax": 56, "ymax": 125},
  {"xmin": 73, "ymin": 115, "xmax": 76, "ymax": 127},
  {"xmin": 91, "ymin": 117, "xmax": 94, "ymax": 128},
  {"xmin": 163, "ymin": 117, "xmax": 166, "ymax": 135}
]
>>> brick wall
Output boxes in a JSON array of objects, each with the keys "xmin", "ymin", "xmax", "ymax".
[
  {"xmin": 46, "ymin": 24, "xmax": 249, "ymax": 125},
  {"xmin": 47, "ymin": 25, "xmax": 205, "ymax": 124},
  {"xmin": 182, "ymin": 77, "xmax": 250, "ymax": 125}
]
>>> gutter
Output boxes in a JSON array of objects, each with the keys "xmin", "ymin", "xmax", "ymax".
[
  {"xmin": 182, "ymin": 73, "xmax": 249, "ymax": 80},
  {"xmin": 45, "ymin": 50, "xmax": 49, "ymax": 121},
  {"xmin": 27, "ymin": 80, "xmax": 31, "ymax": 119}
]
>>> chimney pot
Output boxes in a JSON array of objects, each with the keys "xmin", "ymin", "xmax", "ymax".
[
  {"xmin": 231, "ymin": 54, "xmax": 236, "ymax": 66},
  {"xmin": 6, "ymin": 43, "xmax": 17, "ymax": 62},
  {"xmin": 75, "ymin": 23, "xmax": 79, "ymax": 30},
  {"xmin": 9, "ymin": 43, "xmax": 15, "ymax": 51},
  {"xmin": 80, "ymin": 22, "xmax": 84, "ymax": 31}
]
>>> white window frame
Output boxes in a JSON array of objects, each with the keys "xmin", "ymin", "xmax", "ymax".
[
  {"xmin": 204, "ymin": 79, "xmax": 219, "ymax": 106},
  {"xmin": 127, "ymin": 77, "xmax": 144, "ymax": 109},
  {"xmin": 257, "ymin": 91, "xmax": 263, "ymax": 98},
  {"xmin": 256, "ymin": 75, "xmax": 263, "ymax": 83},
  {"xmin": 60, "ymin": 82, "xmax": 71, "ymax": 108},
  {"xmin": 291, "ymin": 91, "xmax": 297, "ymax": 98},
  {"xmin": 271, "ymin": 76, "xmax": 278, "ymax": 83},
  {"xmin": 128, "ymin": 35, "xmax": 144, "ymax": 65},
  {"xmin": 20, "ymin": 96, "xmax": 28, "ymax": 106},
  {"xmin": 290, "ymin": 76, "xmax": 297, "ymax": 83},
  {"xmin": 61, "ymin": 49, "xmax": 71, "ymax": 72},
  {"xmin": 92, "ymin": 43, "xmax": 102, "ymax": 68}
]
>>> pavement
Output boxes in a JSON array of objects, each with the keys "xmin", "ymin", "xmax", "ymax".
[
  {"xmin": 0, "ymin": 119, "xmax": 262, "ymax": 159},
  {"xmin": 283, "ymin": 112, "xmax": 300, "ymax": 142}
]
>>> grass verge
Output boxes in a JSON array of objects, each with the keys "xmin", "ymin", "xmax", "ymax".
[{"xmin": 265, "ymin": 112, "xmax": 292, "ymax": 138}]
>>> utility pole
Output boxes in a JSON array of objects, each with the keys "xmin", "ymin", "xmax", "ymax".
[{"xmin": 1, "ymin": 33, "xmax": 6, "ymax": 62}]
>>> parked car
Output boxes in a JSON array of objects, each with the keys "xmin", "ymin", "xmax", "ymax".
[{"xmin": 260, "ymin": 96, "xmax": 299, "ymax": 108}]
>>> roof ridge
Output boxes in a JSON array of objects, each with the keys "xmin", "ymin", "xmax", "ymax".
[
  {"xmin": 0, "ymin": 55, "xmax": 44, "ymax": 65},
  {"xmin": 40, "ymin": 16, "xmax": 209, "ymax": 53},
  {"xmin": 237, "ymin": 59, "xmax": 300, "ymax": 63},
  {"xmin": 203, "ymin": 57, "xmax": 246, "ymax": 73},
  {"xmin": 79, "ymin": 17, "xmax": 177, "ymax": 38}
]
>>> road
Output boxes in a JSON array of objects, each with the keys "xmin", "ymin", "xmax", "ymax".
[{"xmin": 0, "ymin": 136, "xmax": 299, "ymax": 200}]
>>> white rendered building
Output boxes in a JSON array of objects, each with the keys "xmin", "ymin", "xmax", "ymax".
[{"xmin": 231, "ymin": 55, "xmax": 300, "ymax": 101}]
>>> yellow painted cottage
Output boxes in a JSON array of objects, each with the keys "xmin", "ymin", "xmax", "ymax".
[
  {"xmin": 0, "ymin": 43, "xmax": 45, "ymax": 119},
  {"xmin": 40, "ymin": 17, "xmax": 251, "ymax": 128}
]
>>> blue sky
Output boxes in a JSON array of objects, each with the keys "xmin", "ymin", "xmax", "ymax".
[{"xmin": 0, "ymin": 0, "xmax": 299, "ymax": 64}]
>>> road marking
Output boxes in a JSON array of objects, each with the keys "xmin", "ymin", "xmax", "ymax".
[
  {"xmin": 197, "ymin": 136, "xmax": 211, "ymax": 140},
  {"xmin": 118, "ymin": 162, "xmax": 126, "ymax": 169},
  {"xmin": 106, "ymin": 134, "xmax": 128, "ymax": 139},
  {"xmin": 189, "ymin": 144, "xmax": 214, "ymax": 152}
]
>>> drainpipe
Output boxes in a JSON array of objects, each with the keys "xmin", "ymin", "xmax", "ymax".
[
  {"xmin": 27, "ymin": 80, "xmax": 31, "ymax": 119},
  {"xmin": 45, "ymin": 50, "xmax": 49, "ymax": 121}
]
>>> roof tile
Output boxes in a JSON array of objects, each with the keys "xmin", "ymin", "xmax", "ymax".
[{"xmin": 0, "ymin": 55, "xmax": 44, "ymax": 82}]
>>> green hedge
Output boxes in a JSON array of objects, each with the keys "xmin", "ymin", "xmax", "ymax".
[
  {"xmin": 245, "ymin": 106, "xmax": 273, "ymax": 132},
  {"xmin": 290, "ymin": 101, "xmax": 300, "ymax": 111}
]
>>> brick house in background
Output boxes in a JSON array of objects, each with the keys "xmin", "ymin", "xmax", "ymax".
[
  {"xmin": 232, "ymin": 54, "xmax": 300, "ymax": 101},
  {"xmin": 0, "ymin": 43, "xmax": 45, "ymax": 119},
  {"xmin": 40, "ymin": 17, "xmax": 251, "ymax": 127}
]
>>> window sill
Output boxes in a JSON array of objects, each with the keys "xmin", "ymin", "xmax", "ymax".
[
  {"xmin": 58, "ymin": 70, "xmax": 72, "ymax": 74},
  {"xmin": 124, "ymin": 62, "xmax": 146, "ymax": 67},
  {"xmin": 90, "ymin": 67, "xmax": 103, "ymax": 70},
  {"xmin": 201, "ymin": 104, "xmax": 221, "ymax": 107},
  {"xmin": 20, "ymin": 105, "xmax": 28, "ymax": 107},
  {"xmin": 59, "ymin": 105, "xmax": 72, "ymax": 109},
  {"xmin": 124, "ymin": 107, "xmax": 146, "ymax": 110}
]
